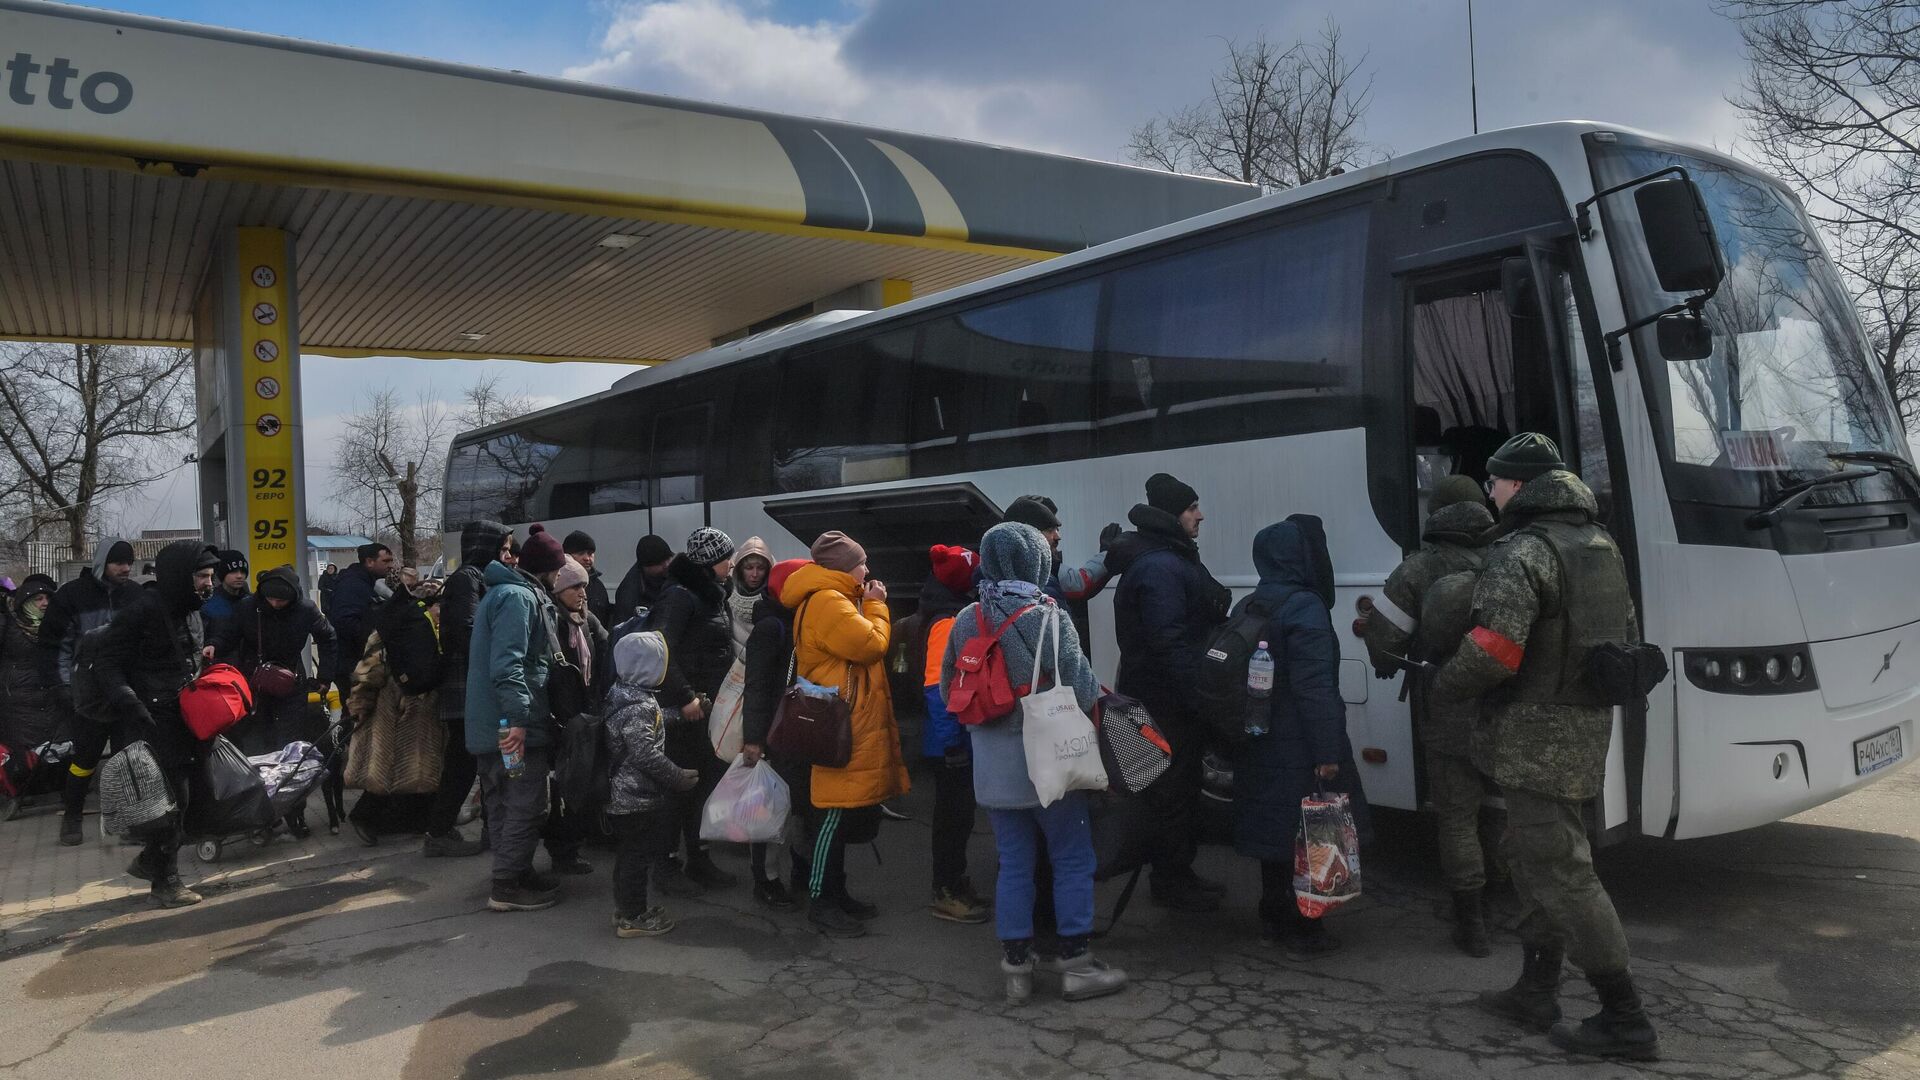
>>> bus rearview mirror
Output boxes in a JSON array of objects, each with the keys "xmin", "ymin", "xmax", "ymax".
[
  {"xmin": 1635, "ymin": 178, "xmax": 1726, "ymax": 294},
  {"xmin": 1657, "ymin": 311, "xmax": 1713, "ymax": 362}
]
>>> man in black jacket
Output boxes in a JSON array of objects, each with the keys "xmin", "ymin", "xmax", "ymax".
[
  {"xmin": 564, "ymin": 530, "xmax": 614, "ymax": 627},
  {"xmin": 42, "ymin": 536, "xmax": 139, "ymax": 846},
  {"xmin": 423, "ymin": 521, "xmax": 510, "ymax": 857},
  {"xmin": 613, "ymin": 534, "xmax": 674, "ymax": 623},
  {"xmin": 330, "ymin": 542, "xmax": 393, "ymax": 693},
  {"xmin": 94, "ymin": 540, "xmax": 218, "ymax": 907},
  {"xmin": 1113, "ymin": 473, "xmax": 1232, "ymax": 913},
  {"xmin": 211, "ymin": 565, "xmax": 337, "ymax": 838},
  {"xmin": 649, "ymin": 527, "xmax": 738, "ymax": 891}
]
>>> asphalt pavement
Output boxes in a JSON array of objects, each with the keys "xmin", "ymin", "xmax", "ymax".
[{"xmin": 1, "ymin": 763, "xmax": 1914, "ymax": 1080}]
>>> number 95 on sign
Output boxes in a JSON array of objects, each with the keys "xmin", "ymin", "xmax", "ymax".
[{"xmin": 253, "ymin": 519, "xmax": 291, "ymax": 542}]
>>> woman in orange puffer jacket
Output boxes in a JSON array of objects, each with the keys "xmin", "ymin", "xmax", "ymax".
[{"xmin": 778, "ymin": 531, "xmax": 909, "ymax": 937}]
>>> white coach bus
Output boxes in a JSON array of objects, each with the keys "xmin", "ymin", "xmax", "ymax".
[{"xmin": 444, "ymin": 122, "xmax": 1916, "ymax": 841}]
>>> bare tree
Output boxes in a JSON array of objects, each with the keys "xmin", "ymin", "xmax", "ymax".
[
  {"xmin": 332, "ymin": 387, "xmax": 451, "ymax": 567},
  {"xmin": 455, "ymin": 373, "xmax": 537, "ymax": 432},
  {"xmin": 1724, "ymin": 0, "xmax": 1920, "ymax": 424},
  {"xmin": 0, "ymin": 343, "xmax": 194, "ymax": 559},
  {"xmin": 1127, "ymin": 21, "xmax": 1376, "ymax": 190}
]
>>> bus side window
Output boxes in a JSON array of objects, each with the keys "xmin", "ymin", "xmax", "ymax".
[
  {"xmin": 776, "ymin": 331, "xmax": 912, "ymax": 492},
  {"xmin": 652, "ymin": 403, "xmax": 709, "ymax": 507}
]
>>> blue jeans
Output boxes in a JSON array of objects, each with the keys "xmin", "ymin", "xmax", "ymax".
[{"xmin": 988, "ymin": 793, "xmax": 1095, "ymax": 942}]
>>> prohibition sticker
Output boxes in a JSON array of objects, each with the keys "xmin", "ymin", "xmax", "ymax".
[
  {"xmin": 252, "ymin": 302, "xmax": 277, "ymax": 325},
  {"xmin": 251, "ymin": 265, "xmax": 277, "ymax": 289},
  {"xmin": 255, "ymin": 413, "xmax": 282, "ymax": 437},
  {"xmin": 253, "ymin": 339, "xmax": 279, "ymax": 363},
  {"xmin": 255, "ymin": 376, "xmax": 281, "ymax": 400}
]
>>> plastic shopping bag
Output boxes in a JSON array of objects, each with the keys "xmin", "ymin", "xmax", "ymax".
[
  {"xmin": 1020, "ymin": 607, "xmax": 1109, "ymax": 807},
  {"xmin": 1294, "ymin": 789, "xmax": 1363, "ymax": 917},
  {"xmin": 700, "ymin": 756, "xmax": 791, "ymax": 844},
  {"xmin": 189, "ymin": 735, "xmax": 276, "ymax": 836},
  {"xmin": 250, "ymin": 741, "xmax": 327, "ymax": 816},
  {"xmin": 709, "ymin": 659, "xmax": 747, "ymax": 761}
]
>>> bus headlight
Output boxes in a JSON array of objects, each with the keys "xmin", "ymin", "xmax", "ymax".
[{"xmin": 1683, "ymin": 646, "xmax": 1817, "ymax": 695}]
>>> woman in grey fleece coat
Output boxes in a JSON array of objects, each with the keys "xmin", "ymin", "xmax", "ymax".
[
  {"xmin": 605, "ymin": 631, "xmax": 700, "ymax": 937},
  {"xmin": 941, "ymin": 522, "xmax": 1127, "ymax": 1006}
]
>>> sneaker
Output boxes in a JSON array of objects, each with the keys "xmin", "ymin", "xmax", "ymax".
[
  {"xmin": 422, "ymin": 830, "xmax": 484, "ymax": 858},
  {"xmin": 808, "ymin": 896, "xmax": 867, "ymax": 938},
  {"xmin": 59, "ymin": 812, "xmax": 84, "ymax": 847},
  {"xmin": 521, "ymin": 870, "xmax": 563, "ymax": 894},
  {"xmin": 1045, "ymin": 953, "xmax": 1129, "ymax": 1001},
  {"xmin": 684, "ymin": 854, "xmax": 737, "ymax": 889},
  {"xmin": 837, "ymin": 892, "xmax": 879, "ymax": 920},
  {"xmin": 150, "ymin": 877, "xmax": 203, "ymax": 909},
  {"xmin": 654, "ymin": 862, "xmax": 705, "ymax": 898},
  {"xmin": 350, "ymin": 819, "xmax": 378, "ymax": 847},
  {"xmin": 1149, "ymin": 874, "xmax": 1221, "ymax": 913},
  {"xmin": 488, "ymin": 879, "xmax": 560, "ymax": 912},
  {"xmin": 551, "ymin": 855, "xmax": 595, "ymax": 876},
  {"xmin": 754, "ymin": 878, "xmax": 800, "ymax": 911},
  {"xmin": 615, "ymin": 907, "xmax": 676, "ymax": 938},
  {"xmin": 929, "ymin": 887, "xmax": 991, "ymax": 925}
]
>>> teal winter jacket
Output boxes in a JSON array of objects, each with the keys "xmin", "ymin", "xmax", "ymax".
[{"xmin": 464, "ymin": 560, "xmax": 556, "ymax": 755}]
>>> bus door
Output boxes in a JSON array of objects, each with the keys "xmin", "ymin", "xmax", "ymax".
[{"xmin": 650, "ymin": 402, "xmax": 713, "ymax": 549}]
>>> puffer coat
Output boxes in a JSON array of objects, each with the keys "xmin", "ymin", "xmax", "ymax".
[
  {"xmin": 779, "ymin": 562, "xmax": 908, "ymax": 809},
  {"xmin": 1231, "ymin": 516, "xmax": 1371, "ymax": 861}
]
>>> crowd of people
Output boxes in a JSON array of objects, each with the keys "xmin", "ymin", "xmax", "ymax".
[{"xmin": 0, "ymin": 431, "xmax": 1660, "ymax": 1062}]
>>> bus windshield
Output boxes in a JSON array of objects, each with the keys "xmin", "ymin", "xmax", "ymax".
[{"xmin": 1591, "ymin": 139, "xmax": 1909, "ymax": 511}]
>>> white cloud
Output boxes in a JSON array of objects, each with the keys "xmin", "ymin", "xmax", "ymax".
[{"xmin": 562, "ymin": 0, "xmax": 1093, "ymax": 151}]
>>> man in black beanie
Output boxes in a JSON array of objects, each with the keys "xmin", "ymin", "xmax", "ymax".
[
  {"xmin": 199, "ymin": 549, "xmax": 250, "ymax": 638},
  {"xmin": 563, "ymin": 530, "xmax": 613, "ymax": 627},
  {"xmin": 1112, "ymin": 473, "xmax": 1232, "ymax": 913},
  {"xmin": 614, "ymin": 534, "xmax": 675, "ymax": 623}
]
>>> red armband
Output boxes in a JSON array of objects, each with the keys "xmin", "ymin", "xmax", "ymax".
[{"xmin": 1470, "ymin": 626, "xmax": 1524, "ymax": 672}]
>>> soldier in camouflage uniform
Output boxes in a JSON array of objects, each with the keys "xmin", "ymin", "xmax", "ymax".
[
  {"xmin": 1360, "ymin": 474, "xmax": 1499, "ymax": 957},
  {"xmin": 1432, "ymin": 433, "xmax": 1660, "ymax": 1062}
]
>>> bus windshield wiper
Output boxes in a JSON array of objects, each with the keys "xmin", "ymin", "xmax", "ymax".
[
  {"xmin": 1745, "ymin": 466, "xmax": 1885, "ymax": 529},
  {"xmin": 1829, "ymin": 450, "xmax": 1920, "ymax": 502}
]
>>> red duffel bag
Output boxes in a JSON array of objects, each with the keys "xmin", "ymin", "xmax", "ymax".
[{"xmin": 180, "ymin": 663, "xmax": 254, "ymax": 740}]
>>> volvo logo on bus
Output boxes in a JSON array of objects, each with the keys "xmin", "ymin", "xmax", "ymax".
[{"xmin": 4, "ymin": 52, "xmax": 133, "ymax": 115}]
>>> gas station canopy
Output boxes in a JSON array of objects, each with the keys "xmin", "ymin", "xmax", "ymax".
[{"xmin": 0, "ymin": 0, "xmax": 1256, "ymax": 363}]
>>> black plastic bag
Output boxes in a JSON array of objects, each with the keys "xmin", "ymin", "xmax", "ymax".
[
  {"xmin": 188, "ymin": 735, "xmax": 275, "ymax": 836},
  {"xmin": 554, "ymin": 710, "xmax": 610, "ymax": 809}
]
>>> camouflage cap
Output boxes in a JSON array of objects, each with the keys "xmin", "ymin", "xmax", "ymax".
[
  {"xmin": 1487, "ymin": 432, "xmax": 1565, "ymax": 481},
  {"xmin": 1430, "ymin": 474, "xmax": 1486, "ymax": 511}
]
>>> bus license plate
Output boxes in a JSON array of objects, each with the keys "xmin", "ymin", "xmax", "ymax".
[{"xmin": 1854, "ymin": 727, "xmax": 1904, "ymax": 776}]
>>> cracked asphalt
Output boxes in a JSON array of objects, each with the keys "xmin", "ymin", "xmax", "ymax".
[{"xmin": 1, "ymin": 762, "xmax": 1914, "ymax": 1080}]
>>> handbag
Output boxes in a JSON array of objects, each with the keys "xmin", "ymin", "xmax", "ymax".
[
  {"xmin": 179, "ymin": 663, "xmax": 254, "ymax": 741},
  {"xmin": 543, "ymin": 607, "xmax": 589, "ymax": 720},
  {"xmin": 765, "ymin": 596, "xmax": 854, "ymax": 768},
  {"xmin": 1093, "ymin": 691, "xmax": 1172, "ymax": 795},
  {"xmin": 250, "ymin": 609, "xmax": 300, "ymax": 699},
  {"xmin": 1019, "ymin": 606, "xmax": 1108, "ymax": 807}
]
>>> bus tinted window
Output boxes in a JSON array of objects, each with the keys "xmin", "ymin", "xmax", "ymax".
[
  {"xmin": 653, "ymin": 404, "xmax": 710, "ymax": 506},
  {"xmin": 588, "ymin": 409, "xmax": 648, "ymax": 515},
  {"xmin": 916, "ymin": 280, "xmax": 1099, "ymax": 473},
  {"xmin": 1099, "ymin": 206, "xmax": 1368, "ymax": 453},
  {"xmin": 776, "ymin": 330, "xmax": 914, "ymax": 492}
]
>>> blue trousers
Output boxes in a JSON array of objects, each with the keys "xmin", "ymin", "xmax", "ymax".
[{"xmin": 988, "ymin": 793, "xmax": 1095, "ymax": 942}]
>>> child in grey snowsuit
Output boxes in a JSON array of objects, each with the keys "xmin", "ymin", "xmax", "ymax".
[{"xmin": 605, "ymin": 631, "xmax": 700, "ymax": 937}]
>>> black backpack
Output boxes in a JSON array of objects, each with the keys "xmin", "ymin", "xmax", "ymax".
[
  {"xmin": 69, "ymin": 624, "xmax": 116, "ymax": 723},
  {"xmin": 1194, "ymin": 598, "xmax": 1272, "ymax": 747}
]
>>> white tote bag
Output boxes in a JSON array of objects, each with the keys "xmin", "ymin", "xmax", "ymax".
[
  {"xmin": 1020, "ymin": 606, "xmax": 1109, "ymax": 807},
  {"xmin": 709, "ymin": 659, "xmax": 748, "ymax": 761}
]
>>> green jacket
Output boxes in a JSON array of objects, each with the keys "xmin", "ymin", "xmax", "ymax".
[
  {"xmin": 463, "ymin": 560, "xmax": 557, "ymax": 755},
  {"xmin": 1362, "ymin": 499, "xmax": 1495, "ymax": 756},
  {"xmin": 1431, "ymin": 470, "xmax": 1636, "ymax": 801}
]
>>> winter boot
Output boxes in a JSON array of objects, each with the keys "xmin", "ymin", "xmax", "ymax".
[
  {"xmin": 1044, "ymin": 952, "xmax": 1129, "ymax": 1001},
  {"xmin": 1001, "ymin": 957, "xmax": 1035, "ymax": 1005},
  {"xmin": 1549, "ymin": 970, "xmax": 1661, "ymax": 1060},
  {"xmin": 1451, "ymin": 889, "xmax": 1492, "ymax": 957},
  {"xmin": 150, "ymin": 877, "xmax": 203, "ymax": 909},
  {"xmin": 808, "ymin": 895, "xmax": 867, "ymax": 938},
  {"xmin": 1478, "ymin": 944, "xmax": 1565, "ymax": 1031}
]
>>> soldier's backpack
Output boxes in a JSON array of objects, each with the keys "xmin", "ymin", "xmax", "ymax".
[{"xmin": 1194, "ymin": 598, "xmax": 1273, "ymax": 746}]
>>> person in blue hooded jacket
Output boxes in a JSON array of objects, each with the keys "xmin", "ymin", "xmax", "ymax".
[{"xmin": 1232, "ymin": 514, "xmax": 1371, "ymax": 959}]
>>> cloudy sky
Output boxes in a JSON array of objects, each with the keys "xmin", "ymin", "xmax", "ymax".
[{"xmin": 96, "ymin": 0, "xmax": 1758, "ymax": 534}]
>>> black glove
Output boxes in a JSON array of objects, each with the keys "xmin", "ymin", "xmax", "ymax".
[{"xmin": 1098, "ymin": 522, "xmax": 1123, "ymax": 552}]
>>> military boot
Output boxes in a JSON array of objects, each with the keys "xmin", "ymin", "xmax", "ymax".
[
  {"xmin": 1450, "ymin": 889, "xmax": 1492, "ymax": 957},
  {"xmin": 1549, "ymin": 970, "xmax": 1661, "ymax": 1061},
  {"xmin": 1477, "ymin": 944, "xmax": 1564, "ymax": 1031}
]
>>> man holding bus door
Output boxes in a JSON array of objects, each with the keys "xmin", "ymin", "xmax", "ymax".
[{"xmin": 1431, "ymin": 433, "xmax": 1661, "ymax": 1062}]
